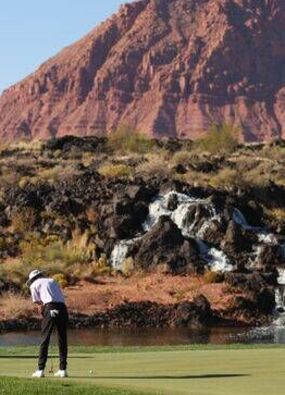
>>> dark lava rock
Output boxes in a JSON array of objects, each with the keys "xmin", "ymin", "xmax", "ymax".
[
  {"xmin": 173, "ymin": 295, "xmax": 212, "ymax": 328},
  {"xmin": 202, "ymin": 220, "xmax": 225, "ymax": 247},
  {"xmin": 221, "ymin": 221, "xmax": 255, "ymax": 255},
  {"xmin": 45, "ymin": 135, "xmax": 107, "ymax": 153},
  {"xmin": 130, "ymin": 216, "xmax": 203, "ymax": 274},
  {"xmin": 256, "ymin": 245, "xmax": 285, "ymax": 268},
  {"xmin": 224, "ymin": 272, "xmax": 274, "ymax": 292},
  {"xmin": 224, "ymin": 272, "xmax": 275, "ymax": 320},
  {"xmin": 69, "ymin": 297, "xmax": 213, "ymax": 329}
]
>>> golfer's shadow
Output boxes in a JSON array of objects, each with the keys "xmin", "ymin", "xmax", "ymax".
[
  {"xmin": 0, "ymin": 356, "xmax": 92, "ymax": 359},
  {"xmin": 77, "ymin": 374, "xmax": 249, "ymax": 380}
]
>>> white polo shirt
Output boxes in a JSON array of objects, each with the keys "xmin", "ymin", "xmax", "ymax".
[{"xmin": 30, "ymin": 277, "xmax": 65, "ymax": 305}]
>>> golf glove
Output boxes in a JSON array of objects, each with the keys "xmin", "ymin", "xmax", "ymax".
[{"xmin": 50, "ymin": 309, "xmax": 59, "ymax": 318}]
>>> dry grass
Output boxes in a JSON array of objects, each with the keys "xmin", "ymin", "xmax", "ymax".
[
  {"xmin": 209, "ymin": 168, "xmax": 244, "ymax": 189},
  {"xmin": 177, "ymin": 170, "xmax": 211, "ymax": 187},
  {"xmin": 11, "ymin": 207, "xmax": 37, "ymax": 233},
  {"xmin": 36, "ymin": 165, "xmax": 79, "ymax": 183},
  {"xmin": 172, "ymin": 150, "xmax": 191, "ymax": 166},
  {"xmin": 135, "ymin": 153, "xmax": 171, "ymax": 178},
  {"xmin": 263, "ymin": 206, "xmax": 285, "ymax": 223},
  {"xmin": 108, "ymin": 124, "xmax": 154, "ymax": 154},
  {"xmin": 0, "ymin": 293, "xmax": 36, "ymax": 320},
  {"xmin": 98, "ymin": 164, "xmax": 132, "ymax": 178}
]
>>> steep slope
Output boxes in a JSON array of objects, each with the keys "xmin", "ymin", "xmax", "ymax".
[{"xmin": 1, "ymin": 0, "xmax": 285, "ymax": 141}]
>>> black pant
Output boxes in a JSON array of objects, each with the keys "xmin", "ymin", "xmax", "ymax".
[{"xmin": 38, "ymin": 302, "xmax": 68, "ymax": 371}]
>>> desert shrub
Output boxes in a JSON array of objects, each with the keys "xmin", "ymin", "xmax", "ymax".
[
  {"xmin": 0, "ymin": 260, "xmax": 31, "ymax": 291},
  {"xmin": 108, "ymin": 124, "xmax": 154, "ymax": 154},
  {"xmin": 204, "ymin": 271, "xmax": 224, "ymax": 284},
  {"xmin": 195, "ymin": 123, "xmax": 239, "ymax": 155},
  {"xmin": 122, "ymin": 257, "xmax": 135, "ymax": 276},
  {"xmin": 11, "ymin": 139, "xmax": 44, "ymax": 153},
  {"xmin": 53, "ymin": 149, "xmax": 62, "ymax": 159},
  {"xmin": 98, "ymin": 164, "xmax": 132, "ymax": 178},
  {"xmin": 259, "ymin": 144, "xmax": 285, "ymax": 162},
  {"xmin": 0, "ymin": 292, "xmax": 35, "ymax": 320},
  {"xmin": 37, "ymin": 165, "xmax": 79, "ymax": 183},
  {"xmin": 18, "ymin": 177, "xmax": 30, "ymax": 189},
  {"xmin": 135, "ymin": 154, "xmax": 171, "ymax": 178},
  {"xmin": 172, "ymin": 150, "xmax": 191, "ymax": 166},
  {"xmin": 71, "ymin": 254, "xmax": 110, "ymax": 280},
  {"xmin": 210, "ymin": 168, "xmax": 246, "ymax": 189},
  {"xmin": 263, "ymin": 207, "xmax": 285, "ymax": 223},
  {"xmin": 11, "ymin": 207, "xmax": 37, "ymax": 233},
  {"xmin": 178, "ymin": 170, "xmax": 211, "ymax": 187},
  {"xmin": 86, "ymin": 207, "xmax": 98, "ymax": 223},
  {"xmin": 20, "ymin": 230, "xmax": 96, "ymax": 269}
]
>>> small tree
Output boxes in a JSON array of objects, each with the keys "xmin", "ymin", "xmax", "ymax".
[
  {"xmin": 108, "ymin": 124, "xmax": 154, "ymax": 154},
  {"xmin": 195, "ymin": 123, "xmax": 239, "ymax": 155}
]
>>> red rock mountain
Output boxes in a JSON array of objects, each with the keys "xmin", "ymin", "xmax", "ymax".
[{"xmin": 1, "ymin": 0, "xmax": 285, "ymax": 141}]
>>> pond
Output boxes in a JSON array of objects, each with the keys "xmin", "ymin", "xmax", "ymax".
[{"xmin": 1, "ymin": 317, "xmax": 285, "ymax": 347}]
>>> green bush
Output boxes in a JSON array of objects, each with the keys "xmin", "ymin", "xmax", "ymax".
[
  {"xmin": 108, "ymin": 124, "xmax": 154, "ymax": 154},
  {"xmin": 195, "ymin": 123, "xmax": 239, "ymax": 155}
]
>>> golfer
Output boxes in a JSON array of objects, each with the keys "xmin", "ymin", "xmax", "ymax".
[{"xmin": 27, "ymin": 269, "xmax": 68, "ymax": 378}]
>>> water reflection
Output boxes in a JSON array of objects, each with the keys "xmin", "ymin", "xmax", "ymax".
[{"xmin": 1, "ymin": 322, "xmax": 285, "ymax": 347}]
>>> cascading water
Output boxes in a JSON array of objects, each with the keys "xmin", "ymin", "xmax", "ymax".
[
  {"xmin": 111, "ymin": 191, "xmax": 231, "ymax": 272},
  {"xmin": 143, "ymin": 192, "xmax": 206, "ymax": 234},
  {"xmin": 111, "ymin": 240, "xmax": 134, "ymax": 270},
  {"xmin": 111, "ymin": 192, "xmax": 282, "ymax": 278},
  {"xmin": 233, "ymin": 208, "xmax": 278, "ymax": 245},
  {"xmin": 233, "ymin": 207, "xmax": 279, "ymax": 272},
  {"xmin": 275, "ymin": 267, "xmax": 285, "ymax": 311},
  {"xmin": 197, "ymin": 240, "xmax": 233, "ymax": 272}
]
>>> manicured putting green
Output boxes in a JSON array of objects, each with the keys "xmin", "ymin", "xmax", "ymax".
[{"xmin": 0, "ymin": 346, "xmax": 284, "ymax": 395}]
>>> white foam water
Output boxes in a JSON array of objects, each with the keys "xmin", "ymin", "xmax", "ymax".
[
  {"xmin": 233, "ymin": 208, "xmax": 278, "ymax": 245},
  {"xmin": 144, "ymin": 191, "xmax": 220, "ymax": 238},
  {"xmin": 143, "ymin": 191, "xmax": 207, "ymax": 235},
  {"xmin": 111, "ymin": 239, "xmax": 136, "ymax": 270},
  {"xmin": 197, "ymin": 239, "xmax": 233, "ymax": 272}
]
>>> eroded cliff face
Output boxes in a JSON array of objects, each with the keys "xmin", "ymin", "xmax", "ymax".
[{"xmin": 1, "ymin": 0, "xmax": 285, "ymax": 141}]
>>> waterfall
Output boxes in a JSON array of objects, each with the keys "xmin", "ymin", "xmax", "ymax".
[
  {"xmin": 111, "ymin": 239, "xmax": 135, "ymax": 270},
  {"xmin": 111, "ymin": 191, "xmax": 232, "ymax": 272},
  {"xmin": 143, "ymin": 191, "xmax": 219, "ymax": 237},
  {"xmin": 233, "ymin": 208, "xmax": 278, "ymax": 245},
  {"xmin": 111, "ymin": 192, "xmax": 283, "ymax": 273},
  {"xmin": 197, "ymin": 240, "xmax": 233, "ymax": 272},
  {"xmin": 143, "ymin": 191, "xmax": 208, "ymax": 235},
  {"xmin": 275, "ymin": 268, "xmax": 285, "ymax": 311}
]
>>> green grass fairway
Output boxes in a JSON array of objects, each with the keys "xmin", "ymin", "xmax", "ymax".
[{"xmin": 0, "ymin": 345, "xmax": 284, "ymax": 395}]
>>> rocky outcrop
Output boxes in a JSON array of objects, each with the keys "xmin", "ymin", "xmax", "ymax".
[
  {"xmin": 130, "ymin": 216, "xmax": 203, "ymax": 274},
  {"xmin": 1, "ymin": 0, "xmax": 285, "ymax": 141}
]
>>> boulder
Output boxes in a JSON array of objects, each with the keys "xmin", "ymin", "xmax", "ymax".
[{"xmin": 131, "ymin": 216, "xmax": 202, "ymax": 273}]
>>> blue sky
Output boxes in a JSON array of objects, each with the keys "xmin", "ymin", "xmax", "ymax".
[{"xmin": 0, "ymin": 0, "xmax": 131, "ymax": 93}]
